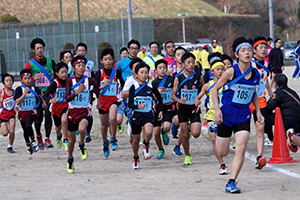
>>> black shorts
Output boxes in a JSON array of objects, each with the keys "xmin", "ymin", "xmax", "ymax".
[
  {"xmin": 217, "ymin": 119, "xmax": 251, "ymax": 138},
  {"xmin": 177, "ymin": 104, "xmax": 201, "ymax": 124},
  {"xmin": 98, "ymin": 102, "xmax": 120, "ymax": 114},
  {"xmin": 68, "ymin": 116, "xmax": 91, "ymax": 132},
  {"xmin": 131, "ymin": 117, "xmax": 153, "ymax": 135},
  {"xmin": 253, "ymin": 107, "xmax": 266, "ymax": 122},
  {"xmin": 272, "ymin": 68, "xmax": 282, "ymax": 74},
  {"xmin": 153, "ymin": 110, "xmax": 174, "ymax": 127},
  {"xmin": 0, "ymin": 116, "xmax": 15, "ymax": 124},
  {"xmin": 53, "ymin": 108, "xmax": 68, "ymax": 127}
]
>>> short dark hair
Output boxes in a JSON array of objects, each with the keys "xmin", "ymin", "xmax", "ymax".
[
  {"xmin": 127, "ymin": 39, "xmax": 141, "ymax": 49},
  {"xmin": 274, "ymin": 73, "xmax": 288, "ymax": 87},
  {"xmin": 120, "ymin": 47, "xmax": 128, "ymax": 55},
  {"xmin": 181, "ymin": 52, "xmax": 195, "ymax": 63},
  {"xmin": 59, "ymin": 50, "xmax": 73, "ymax": 62},
  {"xmin": 129, "ymin": 57, "xmax": 143, "ymax": 70},
  {"xmin": 30, "ymin": 38, "xmax": 45, "ymax": 49},
  {"xmin": 149, "ymin": 41, "xmax": 159, "ymax": 49},
  {"xmin": 232, "ymin": 37, "xmax": 251, "ymax": 53},
  {"xmin": 155, "ymin": 59, "xmax": 168, "ymax": 70},
  {"xmin": 2, "ymin": 73, "xmax": 14, "ymax": 84},
  {"xmin": 274, "ymin": 38, "xmax": 281, "ymax": 43},
  {"xmin": 100, "ymin": 47, "xmax": 115, "ymax": 60},
  {"xmin": 55, "ymin": 62, "xmax": 68, "ymax": 73},
  {"xmin": 174, "ymin": 46, "xmax": 186, "ymax": 55},
  {"xmin": 297, "ymin": 40, "xmax": 300, "ymax": 45},
  {"xmin": 71, "ymin": 55, "xmax": 87, "ymax": 67},
  {"xmin": 252, "ymin": 36, "xmax": 267, "ymax": 49},
  {"xmin": 267, "ymin": 37, "xmax": 273, "ymax": 42},
  {"xmin": 164, "ymin": 41, "xmax": 174, "ymax": 49},
  {"xmin": 208, "ymin": 52, "xmax": 223, "ymax": 67},
  {"xmin": 20, "ymin": 69, "xmax": 32, "ymax": 77},
  {"xmin": 135, "ymin": 62, "xmax": 150, "ymax": 74},
  {"xmin": 222, "ymin": 54, "xmax": 233, "ymax": 65},
  {"xmin": 76, "ymin": 42, "xmax": 88, "ymax": 51}
]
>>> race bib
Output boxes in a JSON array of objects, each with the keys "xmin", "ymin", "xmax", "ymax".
[
  {"xmin": 35, "ymin": 74, "xmax": 50, "ymax": 87},
  {"xmin": 211, "ymin": 91, "xmax": 223, "ymax": 108},
  {"xmin": 256, "ymin": 80, "xmax": 265, "ymax": 97},
  {"xmin": 100, "ymin": 81, "xmax": 117, "ymax": 96},
  {"xmin": 232, "ymin": 84, "xmax": 256, "ymax": 105},
  {"xmin": 180, "ymin": 89, "xmax": 198, "ymax": 105},
  {"xmin": 161, "ymin": 88, "xmax": 172, "ymax": 104},
  {"xmin": 134, "ymin": 96, "xmax": 152, "ymax": 113},
  {"xmin": 54, "ymin": 88, "xmax": 66, "ymax": 102},
  {"xmin": 84, "ymin": 68, "xmax": 90, "ymax": 77},
  {"xmin": 71, "ymin": 89, "xmax": 89, "ymax": 106},
  {"xmin": 21, "ymin": 95, "xmax": 36, "ymax": 110},
  {"xmin": 3, "ymin": 96, "xmax": 15, "ymax": 110}
]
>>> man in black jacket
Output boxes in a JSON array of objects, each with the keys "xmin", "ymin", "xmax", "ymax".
[
  {"xmin": 269, "ymin": 38, "xmax": 284, "ymax": 87},
  {"xmin": 265, "ymin": 74, "xmax": 300, "ymax": 151}
]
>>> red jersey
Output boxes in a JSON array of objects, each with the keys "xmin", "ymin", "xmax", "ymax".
[
  {"xmin": 0, "ymin": 88, "xmax": 16, "ymax": 120},
  {"xmin": 50, "ymin": 78, "xmax": 68, "ymax": 118}
]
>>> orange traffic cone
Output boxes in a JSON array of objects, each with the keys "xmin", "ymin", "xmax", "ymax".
[{"xmin": 268, "ymin": 107, "xmax": 299, "ymax": 164}]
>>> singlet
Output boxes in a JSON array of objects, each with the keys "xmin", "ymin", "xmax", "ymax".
[
  {"xmin": 0, "ymin": 88, "xmax": 16, "ymax": 119},
  {"xmin": 152, "ymin": 76, "xmax": 174, "ymax": 106},
  {"xmin": 19, "ymin": 86, "xmax": 39, "ymax": 111},
  {"xmin": 177, "ymin": 73, "xmax": 201, "ymax": 105},
  {"xmin": 69, "ymin": 77, "xmax": 91, "ymax": 109},
  {"xmin": 133, "ymin": 83, "xmax": 153, "ymax": 113}
]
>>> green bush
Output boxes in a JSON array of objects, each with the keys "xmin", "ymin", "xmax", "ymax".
[{"xmin": 0, "ymin": 14, "xmax": 20, "ymax": 23}]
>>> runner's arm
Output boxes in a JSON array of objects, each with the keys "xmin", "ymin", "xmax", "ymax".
[
  {"xmin": 42, "ymin": 81, "xmax": 57, "ymax": 102},
  {"xmin": 128, "ymin": 85, "xmax": 138, "ymax": 109}
]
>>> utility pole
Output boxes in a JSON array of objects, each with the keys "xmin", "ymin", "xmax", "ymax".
[
  {"xmin": 77, "ymin": 0, "xmax": 82, "ymax": 42},
  {"xmin": 59, "ymin": 0, "xmax": 65, "ymax": 45},
  {"xmin": 127, "ymin": 0, "xmax": 133, "ymax": 40},
  {"xmin": 269, "ymin": 0, "xmax": 274, "ymax": 47}
]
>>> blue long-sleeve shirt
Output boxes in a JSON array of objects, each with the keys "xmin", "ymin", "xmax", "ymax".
[{"xmin": 293, "ymin": 45, "xmax": 300, "ymax": 60}]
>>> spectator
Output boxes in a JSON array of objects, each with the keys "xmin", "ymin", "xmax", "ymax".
[
  {"xmin": 212, "ymin": 40, "xmax": 223, "ymax": 54},
  {"xmin": 137, "ymin": 46, "xmax": 147, "ymax": 60},
  {"xmin": 269, "ymin": 38, "xmax": 284, "ymax": 87}
]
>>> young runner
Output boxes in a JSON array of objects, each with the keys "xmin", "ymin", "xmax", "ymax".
[
  {"xmin": 128, "ymin": 62, "xmax": 163, "ymax": 169},
  {"xmin": 152, "ymin": 59, "xmax": 176, "ymax": 159},
  {"xmin": 195, "ymin": 53, "xmax": 227, "ymax": 174},
  {"xmin": 222, "ymin": 54, "xmax": 233, "ymax": 70},
  {"xmin": 0, "ymin": 73, "xmax": 16, "ymax": 153},
  {"xmin": 162, "ymin": 41, "xmax": 177, "ymax": 75},
  {"xmin": 59, "ymin": 50, "xmax": 73, "ymax": 65},
  {"xmin": 95, "ymin": 48, "xmax": 125, "ymax": 157},
  {"xmin": 24, "ymin": 38, "xmax": 56, "ymax": 149},
  {"xmin": 15, "ymin": 69, "xmax": 45, "ymax": 154},
  {"xmin": 171, "ymin": 53, "xmax": 202, "ymax": 165},
  {"xmin": 143, "ymin": 41, "xmax": 163, "ymax": 81},
  {"xmin": 249, "ymin": 36, "xmax": 275, "ymax": 168},
  {"xmin": 43, "ymin": 62, "xmax": 69, "ymax": 151},
  {"xmin": 65, "ymin": 56, "xmax": 100, "ymax": 174},
  {"xmin": 212, "ymin": 37, "xmax": 263, "ymax": 193}
]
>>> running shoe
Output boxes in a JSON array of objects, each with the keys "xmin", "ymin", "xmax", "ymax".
[
  {"xmin": 103, "ymin": 142, "xmax": 110, "ymax": 157},
  {"xmin": 171, "ymin": 123, "xmax": 179, "ymax": 138},
  {"xmin": 232, "ymin": 141, "xmax": 236, "ymax": 149},
  {"xmin": 203, "ymin": 121, "xmax": 208, "ymax": 126},
  {"xmin": 132, "ymin": 158, "xmax": 139, "ymax": 169},
  {"xmin": 79, "ymin": 144, "xmax": 88, "ymax": 160},
  {"xmin": 184, "ymin": 155, "xmax": 192, "ymax": 165},
  {"xmin": 26, "ymin": 144, "xmax": 33, "ymax": 155},
  {"xmin": 225, "ymin": 181, "xmax": 241, "ymax": 193},
  {"xmin": 85, "ymin": 133, "xmax": 92, "ymax": 143},
  {"xmin": 255, "ymin": 156, "xmax": 267, "ymax": 170},
  {"xmin": 111, "ymin": 139, "xmax": 118, "ymax": 151},
  {"xmin": 129, "ymin": 138, "xmax": 133, "ymax": 146},
  {"xmin": 7, "ymin": 147, "xmax": 15, "ymax": 154},
  {"xmin": 118, "ymin": 124, "xmax": 123, "ymax": 134},
  {"xmin": 156, "ymin": 150, "xmax": 165, "ymax": 159},
  {"xmin": 37, "ymin": 135, "xmax": 44, "ymax": 150},
  {"xmin": 173, "ymin": 145, "xmax": 182, "ymax": 155},
  {"xmin": 31, "ymin": 141, "xmax": 39, "ymax": 152},
  {"xmin": 219, "ymin": 163, "xmax": 228, "ymax": 175},
  {"xmin": 264, "ymin": 138, "xmax": 273, "ymax": 146},
  {"xmin": 45, "ymin": 139, "xmax": 53, "ymax": 148},
  {"xmin": 161, "ymin": 127, "xmax": 169, "ymax": 145},
  {"xmin": 67, "ymin": 160, "xmax": 75, "ymax": 174},
  {"xmin": 56, "ymin": 138, "xmax": 62, "ymax": 148},
  {"xmin": 286, "ymin": 128, "xmax": 299, "ymax": 153},
  {"xmin": 143, "ymin": 145, "xmax": 151, "ymax": 159},
  {"xmin": 76, "ymin": 130, "xmax": 79, "ymax": 135},
  {"xmin": 292, "ymin": 77, "xmax": 296, "ymax": 80},
  {"xmin": 63, "ymin": 140, "xmax": 68, "ymax": 151}
]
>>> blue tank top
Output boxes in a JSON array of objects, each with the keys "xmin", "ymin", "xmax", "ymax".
[
  {"xmin": 221, "ymin": 64, "xmax": 260, "ymax": 108},
  {"xmin": 208, "ymin": 70, "xmax": 214, "ymax": 81}
]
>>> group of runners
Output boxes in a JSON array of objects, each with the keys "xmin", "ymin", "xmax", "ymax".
[{"xmin": 0, "ymin": 35, "xmax": 288, "ymax": 193}]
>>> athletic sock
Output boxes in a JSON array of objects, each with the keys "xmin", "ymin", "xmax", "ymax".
[
  {"xmin": 68, "ymin": 157, "xmax": 74, "ymax": 163},
  {"xmin": 111, "ymin": 137, "xmax": 116, "ymax": 141},
  {"xmin": 7, "ymin": 144, "xmax": 13, "ymax": 148},
  {"xmin": 57, "ymin": 134, "xmax": 62, "ymax": 140},
  {"xmin": 79, "ymin": 142, "xmax": 84, "ymax": 148},
  {"xmin": 256, "ymin": 155, "xmax": 262, "ymax": 161},
  {"xmin": 143, "ymin": 140, "xmax": 149, "ymax": 146},
  {"xmin": 103, "ymin": 140, "xmax": 109, "ymax": 145},
  {"xmin": 134, "ymin": 155, "xmax": 139, "ymax": 160},
  {"xmin": 228, "ymin": 179, "xmax": 235, "ymax": 184}
]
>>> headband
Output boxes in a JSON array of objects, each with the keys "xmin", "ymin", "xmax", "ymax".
[
  {"xmin": 209, "ymin": 56, "xmax": 221, "ymax": 64},
  {"xmin": 211, "ymin": 62, "xmax": 225, "ymax": 71},
  {"xmin": 253, "ymin": 40, "xmax": 267, "ymax": 49},
  {"xmin": 235, "ymin": 42, "xmax": 252, "ymax": 53},
  {"xmin": 21, "ymin": 72, "xmax": 32, "ymax": 79},
  {"xmin": 72, "ymin": 59, "xmax": 85, "ymax": 67}
]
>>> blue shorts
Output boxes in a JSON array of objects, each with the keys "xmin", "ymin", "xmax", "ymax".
[
  {"xmin": 221, "ymin": 106, "xmax": 251, "ymax": 128},
  {"xmin": 117, "ymin": 101, "xmax": 126, "ymax": 115}
]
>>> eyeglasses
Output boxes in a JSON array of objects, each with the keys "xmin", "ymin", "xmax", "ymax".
[{"xmin": 129, "ymin": 47, "xmax": 139, "ymax": 50}]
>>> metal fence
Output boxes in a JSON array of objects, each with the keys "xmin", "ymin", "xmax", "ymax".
[{"xmin": 0, "ymin": 17, "xmax": 154, "ymax": 76}]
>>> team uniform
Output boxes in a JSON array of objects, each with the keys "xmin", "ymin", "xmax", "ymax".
[
  {"xmin": 143, "ymin": 55, "xmax": 163, "ymax": 81},
  {"xmin": 292, "ymin": 45, "xmax": 300, "ymax": 79},
  {"xmin": 65, "ymin": 76, "xmax": 100, "ymax": 132},
  {"xmin": 204, "ymin": 80, "xmax": 223, "ymax": 122},
  {"xmin": 68, "ymin": 59, "xmax": 94, "ymax": 77},
  {"xmin": 163, "ymin": 56, "xmax": 177, "ymax": 74},
  {"xmin": 0, "ymin": 88, "xmax": 16, "ymax": 123},
  {"xmin": 218, "ymin": 64, "xmax": 260, "ymax": 137}
]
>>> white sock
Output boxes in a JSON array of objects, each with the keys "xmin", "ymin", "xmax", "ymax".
[{"xmin": 7, "ymin": 144, "xmax": 13, "ymax": 148}]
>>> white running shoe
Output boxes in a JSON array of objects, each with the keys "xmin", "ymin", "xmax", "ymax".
[
  {"xmin": 219, "ymin": 164, "xmax": 228, "ymax": 175},
  {"xmin": 264, "ymin": 138, "xmax": 273, "ymax": 146},
  {"xmin": 31, "ymin": 141, "xmax": 39, "ymax": 152},
  {"xmin": 132, "ymin": 158, "xmax": 139, "ymax": 169},
  {"xmin": 143, "ymin": 145, "xmax": 151, "ymax": 159}
]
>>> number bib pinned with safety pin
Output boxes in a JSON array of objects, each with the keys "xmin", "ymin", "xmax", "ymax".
[
  {"xmin": 35, "ymin": 74, "xmax": 50, "ymax": 87},
  {"xmin": 21, "ymin": 95, "xmax": 36, "ymax": 110},
  {"xmin": 3, "ymin": 96, "xmax": 15, "ymax": 110},
  {"xmin": 232, "ymin": 84, "xmax": 256, "ymax": 105},
  {"xmin": 100, "ymin": 81, "xmax": 117, "ymax": 96},
  {"xmin": 134, "ymin": 96, "xmax": 152, "ymax": 113},
  {"xmin": 161, "ymin": 88, "xmax": 172, "ymax": 104},
  {"xmin": 71, "ymin": 89, "xmax": 89, "ymax": 106},
  {"xmin": 54, "ymin": 88, "xmax": 66, "ymax": 102},
  {"xmin": 180, "ymin": 89, "xmax": 198, "ymax": 105}
]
